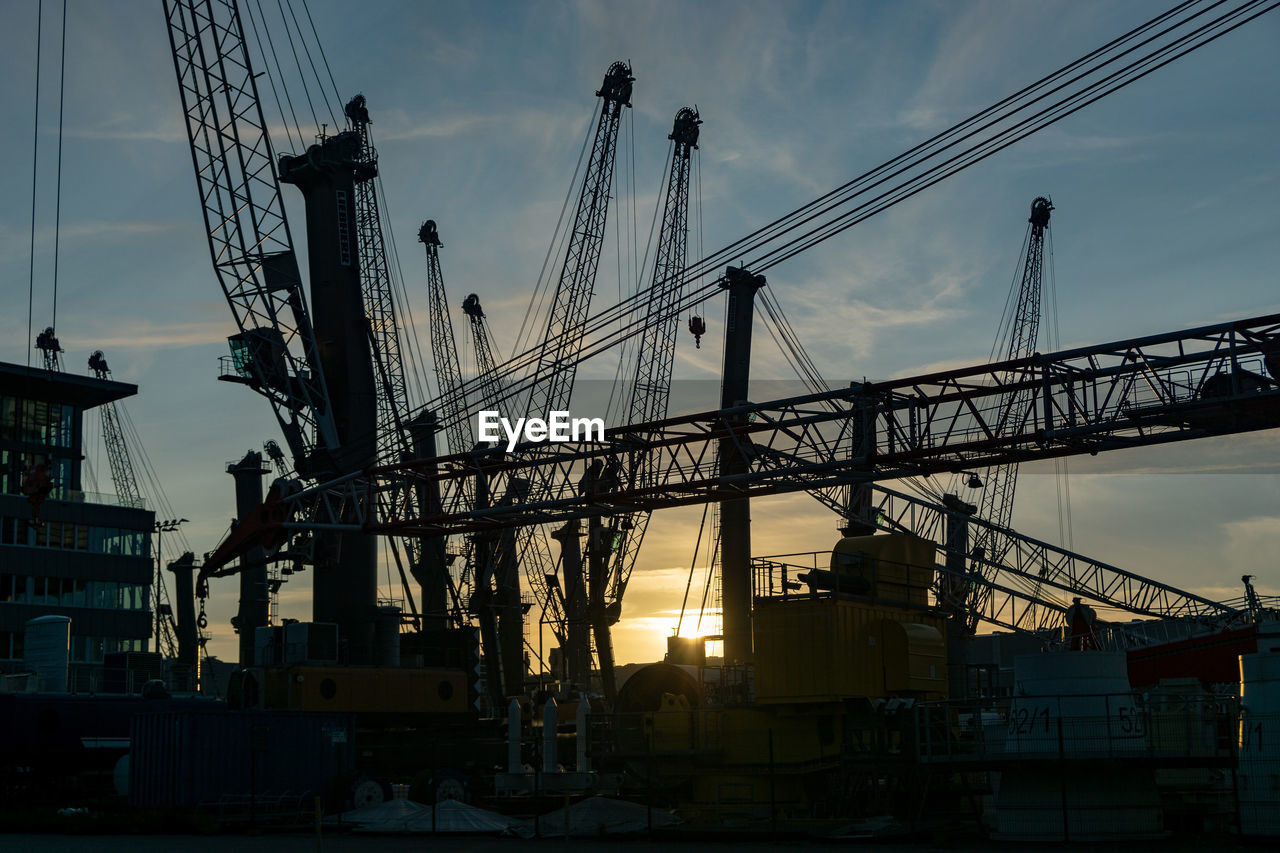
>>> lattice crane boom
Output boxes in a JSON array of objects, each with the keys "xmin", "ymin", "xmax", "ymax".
[
  {"xmin": 463, "ymin": 295, "xmax": 568, "ymax": 647},
  {"xmin": 88, "ymin": 351, "xmax": 179, "ymax": 659},
  {"xmin": 462, "ymin": 294, "xmax": 502, "ymax": 412},
  {"xmin": 964, "ymin": 196, "xmax": 1053, "ymax": 630},
  {"xmin": 347, "ymin": 96, "xmax": 413, "ymax": 464},
  {"xmin": 478, "ymin": 62, "xmax": 632, "ymax": 695},
  {"xmin": 88, "ymin": 351, "xmax": 141, "ymax": 505},
  {"xmin": 164, "ymin": 0, "xmax": 338, "ymax": 476},
  {"xmin": 594, "ymin": 107, "xmax": 701, "ymax": 677},
  {"xmin": 421, "ymin": 222, "xmax": 470, "ymax": 458},
  {"xmin": 525, "ymin": 61, "xmax": 633, "ymax": 419},
  {"xmin": 343, "ymin": 95, "xmax": 429, "ymax": 622},
  {"xmin": 203, "ymin": 309, "xmax": 1280, "ymax": 581}
]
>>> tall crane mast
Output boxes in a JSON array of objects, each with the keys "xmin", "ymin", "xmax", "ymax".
[
  {"xmin": 418, "ymin": 227, "xmax": 513, "ymax": 693},
  {"xmin": 526, "ymin": 62, "xmax": 631, "ymax": 697},
  {"xmin": 961, "ymin": 197, "xmax": 1053, "ymax": 630},
  {"xmin": 344, "ymin": 95, "xmax": 429, "ymax": 626},
  {"xmin": 87, "ymin": 351, "xmax": 178, "ymax": 660},
  {"xmin": 470, "ymin": 62, "xmax": 632, "ymax": 699},
  {"xmin": 591, "ymin": 107, "xmax": 701, "ymax": 697},
  {"xmin": 421, "ymin": 222, "xmax": 470, "ymax": 459},
  {"xmin": 347, "ymin": 95, "xmax": 412, "ymax": 465},
  {"xmin": 464, "ymin": 293, "xmax": 568, "ymax": 699},
  {"xmin": 525, "ymin": 61, "xmax": 633, "ymax": 418},
  {"xmin": 462, "ymin": 294, "xmax": 503, "ymax": 417}
]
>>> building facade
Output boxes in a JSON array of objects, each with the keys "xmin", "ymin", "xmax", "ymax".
[{"xmin": 0, "ymin": 361, "xmax": 153, "ymax": 689}]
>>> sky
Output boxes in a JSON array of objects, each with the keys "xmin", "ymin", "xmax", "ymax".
[{"xmin": 2, "ymin": 0, "xmax": 1279, "ymax": 667}]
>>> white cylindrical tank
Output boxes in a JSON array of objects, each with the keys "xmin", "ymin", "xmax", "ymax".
[
  {"xmin": 1238, "ymin": 651, "xmax": 1280, "ymax": 836},
  {"xmin": 1005, "ymin": 651, "xmax": 1145, "ymax": 757},
  {"xmin": 542, "ymin": 699, "xmax": 558, "ymax": 774},
  {"xmin": 996, "ymin": 651, "xmax": 1161, "ymax": 840},
  {"xmin": 507, "ymin": 699, "xmax": 522, "ymax": 773},
  {"xmin": 24, "ymin": 616, "xmax": 71, "ymax": 693}
]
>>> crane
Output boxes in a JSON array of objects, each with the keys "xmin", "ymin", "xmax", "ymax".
[
  {"xmin": 343, "ymin": 94, "xmax": 432, "ymax": 628},
  {"xmin": 523, "ymin": 61, "xmax": 633, "ymax": 419},
  {"xmin": 202, "ymin": 307, "xmax": 1280, "ymax": 665},
  {"xmin": 462, "ymin": 294, "xmax": 503, "ymax": 419},
  {"xmin": 420, "ymin": 222, "xmax": 470, "ymax": 460},
  {"xmin": 419, "ymin": 226, "xmax": 515, "ymax": 698},
  {"xmin": 164, "ymin": 0, "xmax": 338, "ymax": 474},
  {"xmin": 87, "ymin": 351, "xmax": 180, "ymax": 661},
  {"xmin": 347, "ymin": 95, "xmax": 412, "ymax": 465},
  {"xmin": 185, "ymin": 0, "xmax": 1280, "ymax": 683},
  {"xmin": 166, "ymin": 0, "xmax": 386, "ymax": 662},
  {"xmin": 956, "ymin": 197, "xmax": 1054, "ymax": 630},
  {"xmin": 463, "ymin": 292, "xmax": 563, "ymax": 696},
  {"xmin": 406, "ymin": 1, "xmax": 1273, "ymax": 459},
  {"xmin": 475, "ymin": 62, "xmax": 633, "ymax": 697},
  {"xmin": 589, "ymin": 107, "xmax": 702, "ymax": 697}
]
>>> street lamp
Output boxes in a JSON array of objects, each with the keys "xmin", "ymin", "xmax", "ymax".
[{"xmin": 154, "ymin": 518, "xmax": 189, "ymax": 653}]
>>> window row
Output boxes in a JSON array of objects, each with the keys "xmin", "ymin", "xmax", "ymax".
[
  {"xmin": 0, "ymin": 517, "xmax": 149, "ymax": 557},
  {"xmin": 0, "ymin": 396, "xmax": 76, "ymax": 448},
  {"xmin": 0, "ymin": 631, "xmax": 147, "ymax": 663},
  {"xmin": 1, "ymin": 450, "xmax": 74, "ymax": 500},
  {"xmin": 0, "ymin": 574, "xmax": 149, "ymax": 610}
]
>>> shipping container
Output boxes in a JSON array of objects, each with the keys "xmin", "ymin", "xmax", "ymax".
[
  {"xmin": 753, "ymin": 597, "xmax": 947, "ymax": 703},
  {"xmin": 129, "ymin": 709, "xmax": 353, "ymax": 808}
]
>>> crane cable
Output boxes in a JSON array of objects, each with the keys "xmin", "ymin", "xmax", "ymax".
[
  {"xmin": 1046, "ymin": 226, "xmax": 1076, "ymax": 552},
  {"xmin": 418, "ymin": 0, "xmax": 1276, "ymax": 437},
  {"xmin": 50, "ymin": 0, "xmax": 66, "ymax": 343},
  {"xmin": 744, "ymin": 0, "xmax": 1275, "ymax": 274},
  {"xmin": 25, "ymin": 0, "xmax": 42, "ymax": 368},
  {"xmin": 246, "ymin": 0, "xmax": 304, "ymax": 152},
  {"xmin": 676, "ymin": 500, "xmax": 712, "ymax": 637},
  {"xmin": 511, "ymin": 101, "xmax": 601, "ymax": 360}
]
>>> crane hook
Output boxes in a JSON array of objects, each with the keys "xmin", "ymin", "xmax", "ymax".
[{"xmin": 688, "ymin": 316, "xmax": 706, "ymax": 349}]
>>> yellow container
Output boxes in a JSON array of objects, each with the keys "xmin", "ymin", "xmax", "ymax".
[{"xmin": 753, "ymin": 597, "xmax": 947, "ymax": 703}]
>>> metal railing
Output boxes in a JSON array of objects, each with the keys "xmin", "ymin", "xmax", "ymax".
[{"xmin": 63, "ymin": 489, "xmax": 147, "ymax": 510}]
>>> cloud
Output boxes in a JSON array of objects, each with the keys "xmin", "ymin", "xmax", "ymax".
[
  {"xmin": 1223, "ymin": 516, "xmax": 1280, "ymax": 575},
  {"xmin": 73, "ymin": 319, "xmax": 230, "ymax": 351},
  {"xmin": 63, "ymin": 112, "xmax": 187, "ymax": 144},
  {"xmin": 0, "ymin": 221, "xmax": 178, "ymax": 260},
  {"xmin": 376, "ymin": 107, "xmax": 584, "ymax": 149}
]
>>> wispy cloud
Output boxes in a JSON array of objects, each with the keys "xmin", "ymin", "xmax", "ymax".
[
  {"xmin": 64, "ymin": 114, "xmax": 186, "ymax": 144},
  {"xmin": 0, "ymin": 221, "xmax": 178, "ymax": 260},
  {"xmin": 74, "ymin": 319, "xmax": 230, "ymax": 351}
]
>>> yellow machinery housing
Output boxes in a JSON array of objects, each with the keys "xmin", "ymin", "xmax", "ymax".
[
  {"xmin": 619, "ymin": 534, "xmax": 950, "ymax": 819},
  {"xmin": 261, "ymin": 665, "xmax": 470, "ymax": 715},
  {"xmin": 754, "ymin": 532, "xmax": 948, "ymax": 703}
]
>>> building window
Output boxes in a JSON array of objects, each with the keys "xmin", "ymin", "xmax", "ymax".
[
  {"xmin": 0, "ymin": 396, "xmax": 15, "ymax": 441},
  {"xmin": 1, "ymin": 517, "xmax": 150, "ymax": 557}
]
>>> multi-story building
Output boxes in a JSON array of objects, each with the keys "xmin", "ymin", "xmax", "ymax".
[{"xmin": 0, "ymin": 360, "xmax": 153, "ymax": 689}]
